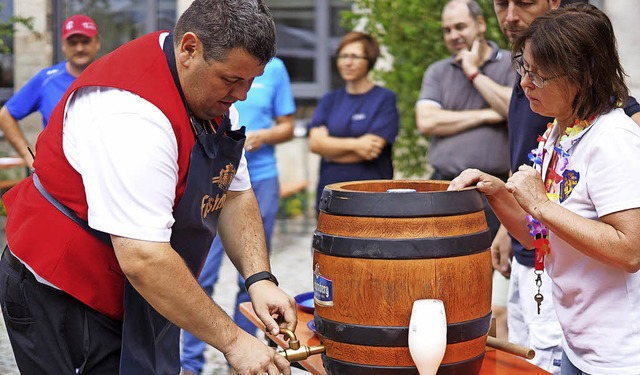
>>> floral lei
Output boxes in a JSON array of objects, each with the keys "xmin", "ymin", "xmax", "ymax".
[{"xmin": 526, "ymin": 117, "xmax": 592, "ymax": 270}]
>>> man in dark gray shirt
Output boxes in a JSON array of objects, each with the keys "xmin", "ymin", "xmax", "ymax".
[
  {"xmin": 416, "ymin": 0, "xmax": 516, "ymax": 343},
  {"xmin": 416, "ymin": 0, "xmax": 515, "ymax": 235}
]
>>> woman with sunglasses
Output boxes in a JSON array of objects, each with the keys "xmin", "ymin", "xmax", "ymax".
[{"xmin": 450, "ymin": 4, "xmax": 640, "ymax": 374}]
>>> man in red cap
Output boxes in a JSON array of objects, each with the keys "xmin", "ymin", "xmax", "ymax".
[{"xmin": 0, "ymin": 14, "xmax": 100, "ymax": 168}]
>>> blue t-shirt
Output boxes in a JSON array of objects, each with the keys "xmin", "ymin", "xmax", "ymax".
[
  {"xmin": 234, "ymin": 57, "xmax": 296, "ymax": 182},
  {"xmin": 508, "ymin": 75, "xmax": 640, "ymax": 266},
  {"xmin": 5, "ymin": 61, "xmax": 74, "ymax": 128},
  {"xmin": 309, "ymin": 85, "xmax": 400, "ymax": 210}
]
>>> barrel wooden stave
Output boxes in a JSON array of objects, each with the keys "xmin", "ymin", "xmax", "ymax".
[
  {"xmin": 314, "ymin": 251, "xmax": 492, "ymax": 326},
  {"xmin": 314, "ymin": 180, "xmax": 492, "ymax": 375},
  {"xmin": 316, "ymin": 211, "xmax": 487, "ymax": 239},
  {"xmin": 321, "ymin": 335, "xmax": 487, "ymax": 367}
]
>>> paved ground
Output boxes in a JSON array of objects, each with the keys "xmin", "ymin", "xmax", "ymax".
[{"xmin": 0, "ymin": 216, "xmax": 316, "ymax": 375}]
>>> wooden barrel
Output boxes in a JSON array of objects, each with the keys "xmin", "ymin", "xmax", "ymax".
[{"xmin": 312, "ymin": 180, "xmax": 493, "ymax": 375}]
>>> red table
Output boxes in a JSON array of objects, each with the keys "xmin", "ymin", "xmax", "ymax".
[
  {"xmin": 0, "ymin": 157, "xmax": 26, "ymax": 190},
  {"xmin": 239, "ymin": 302, "xmax": 550, "ymax": 375},
  {"xmin": 0, "ymin": 157, "xmax": 24, "ymax": 168}
]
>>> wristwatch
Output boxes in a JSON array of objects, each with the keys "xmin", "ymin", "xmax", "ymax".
[{"xmin": 244, "ymin": 271, "xmax": 279, "ymax": 291}]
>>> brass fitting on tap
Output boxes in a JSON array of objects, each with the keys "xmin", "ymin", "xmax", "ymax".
[{"xmin": 277, "ymin": 328, "xmax": 325, "ymax": 363}]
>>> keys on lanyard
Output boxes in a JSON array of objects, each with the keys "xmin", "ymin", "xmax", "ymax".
[
  {"xmin": 529, "ymin": 217, "xmax": 550, "ymax": 315},
  {"xmin": 534, "ymin": 271, "xmax": 544, "ymax": 314}
]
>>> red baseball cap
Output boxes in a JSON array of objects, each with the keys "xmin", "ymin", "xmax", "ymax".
[{"xmin": 61, "ymin": 14, "xmax": 98, "ymax": 40}]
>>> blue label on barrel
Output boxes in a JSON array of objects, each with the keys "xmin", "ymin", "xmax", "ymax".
[{"xmin": 313, "ymin": 264, "xmax": 333, "ymax": 307}]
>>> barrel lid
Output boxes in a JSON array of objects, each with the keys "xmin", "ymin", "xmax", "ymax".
[{"xmin": 319, "ymin": 180, "xmax": 484, "ymax": 217}]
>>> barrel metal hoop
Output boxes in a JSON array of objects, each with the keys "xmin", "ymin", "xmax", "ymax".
[
  {"xmin": 313, "ymin": 230, "xmax": 491, "ymax": 259},
  {"xmin": 319, "ymin": 188, "xmax": 484, "ymax": 217},
  {"xmin": 320, "ymin": 352, "xmax": 485, "ymax": 375},
  {"xmin": 315, "ymin": 312, "xmax": 492, "ymax": 347}
]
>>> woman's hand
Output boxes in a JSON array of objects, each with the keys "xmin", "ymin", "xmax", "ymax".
[
  {"xmin": 450, "ymin": 169, "xmax": 534, "ymax": 248},
  {"xmin": 448, "ymin": 168, "xmax": 506, "ymax": 196},
  {"xmin": 309, "ymin": 127, "xmax": 386, "ymax": 163},
  {"xmin": 505, "ymin": 165, "xmax": 551, "ymax": 218},
  {"xmin": 355, "ymin": 133, "xmax": 385, "ymax": 160}
]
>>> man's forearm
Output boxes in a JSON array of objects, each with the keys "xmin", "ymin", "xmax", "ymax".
[
  {"xmin": 0, "ymin": 106, "xmax": 34, "ymax": 166},
  {"xmin": 264, "ymin": 114, "xmax": 295, "ymax": 145},
  {"xmin": 471, "ymin": 75, "xmax": 512, "ymax": 118},
  {"xmin": 416, "ymin": 105, "xmax": 504, "ymax": 136},
  {"xmin": 247, "ymin": 114, "xmax": 295, "ymax": 148},
  {"xmin": 112, "ymin": 237, "xmax": 243, "ymax": 353},
  {"xmin": 217, "ymin": 189, "xmax": 271, "ymax": 278}
]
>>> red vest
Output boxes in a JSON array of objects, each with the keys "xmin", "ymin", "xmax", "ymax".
[{"xmin": 3, "ymin": 32, "xmax": 194, "ymax": 320}]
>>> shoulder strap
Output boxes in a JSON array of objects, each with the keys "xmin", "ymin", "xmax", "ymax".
[{"xmin": 32, "ymin": 173, "xmax": 112, "ymax": 246}]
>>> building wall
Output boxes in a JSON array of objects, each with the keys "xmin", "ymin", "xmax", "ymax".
[
  {"xmin": 3, "ymin": 1, "xmax": 50, "ymax": 155},
  {"xmin": 2, "ymin": 1, "xmax": 193, "ymax": 157},
  {"xmin": 2, "ymin": 0, "xmax": 639, "ymax": 163},
  {"xmin": 603, "ymin": 0, "xmax": 640, "ymax": 98},
  {"xmin": 176, "ymin": 0, "xmax": 192, "ymax": 16}
]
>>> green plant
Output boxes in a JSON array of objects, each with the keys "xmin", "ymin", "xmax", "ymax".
[
  {"xmin": 0, "ymin": 150, "xmax": 27, "ymax": 216},
  {"xmin": 342, "ymin": 0, "xmax": 508, "ymax": 178},
  {"xmin": 0, "ymin": 8, "xmax": 38, "ymax": 217},
  {"xmin": 278, "ymin": 191, "xmax": 308, "ymax": 219},
  {"xmin": 0, "ymin": 4, "xmax": 36, "ymax": 53}
]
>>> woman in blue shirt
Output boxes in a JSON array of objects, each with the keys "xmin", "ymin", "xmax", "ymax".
[{"xmin": 308, "ymin": 31, "xmax": 400, "ymax": 212}]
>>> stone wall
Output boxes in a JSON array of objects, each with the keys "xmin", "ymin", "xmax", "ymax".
[
  {"xmin": 0, "ymin": 1, "xmax": 50, "ymax": 157},
  {"xmin": 603, "ymin": 0, "xmax": 640, "ymax": 98},
  {"xmin": 2, "ymin": 0, "xmax": 639, "ymax": 178}
]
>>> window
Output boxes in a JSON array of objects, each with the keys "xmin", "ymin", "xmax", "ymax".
[
  {"xmin": 53, "ymin": 0, "xmax": 351, "ymax": 106},
  {"xmin": 54, "ymin": 0, "xmax": 177, "ymax": 62},
  {"xmin": 0, "ymin": 0, "xmax": 14, "ymax": 104},
  {"xmin": 269, "ymin": 0, "xmax": 350, "ymax": 100}
]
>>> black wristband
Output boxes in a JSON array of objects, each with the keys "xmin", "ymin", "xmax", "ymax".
[{"xmin": 244, "ymin": 271, "xmax": 279, "ymax": 291}]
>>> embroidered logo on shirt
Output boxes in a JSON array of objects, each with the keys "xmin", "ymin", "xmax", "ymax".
[
  {"xmin": 559, "ymin": 169, "xmax": 579, "ymax": 203},
  {"xmin": 352, "ymin": 113, "xmax": 366, "ymax": 121},
  {"xmin": 201, "ymin": 163, "xmax": 236, "ymax": 219},
  {"xmin": 212, "ymin": 163, "xmax": 236, "ymax": 190}
]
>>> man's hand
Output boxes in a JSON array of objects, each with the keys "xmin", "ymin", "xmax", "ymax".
[
  {"xmin": 247, "ymin": 280, "xmax": 297, "ymax": 335},
  {"xmin": 491, "ymin": 225, "xmax": 513, "ymax": 278},
  {"xmin": 456, "ymin": 37, "xmax": 485, "ymax": 78},
  {"xmin": 224, "ymin": 330, "xmax": 292, "ymax": 375},
  {"xmin": 244, "ymin": 130, "xmax": 267, "ymax": 152}
]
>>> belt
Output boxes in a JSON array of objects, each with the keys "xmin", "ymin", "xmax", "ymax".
[{"xmin": 2, "ymin": 247, "xmax": 37, "ymax": 282}]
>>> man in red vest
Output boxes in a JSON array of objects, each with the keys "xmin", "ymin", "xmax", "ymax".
[{"xmin": 0, "ymin": 1, "xmax": 296, "ymax": 374}]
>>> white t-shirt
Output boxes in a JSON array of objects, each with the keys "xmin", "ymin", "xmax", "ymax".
[
  {"xmin": 62, "ymin": 86, "xmax": 250, "ymax": 243},
  {"xmin": 540, "ymin": 108, "xmax": 640, "ymax": 374}
]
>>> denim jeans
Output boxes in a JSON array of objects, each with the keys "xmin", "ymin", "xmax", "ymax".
[{"xmin": 561, "ymin": 352, "xmax": 589, "ymax": 375}]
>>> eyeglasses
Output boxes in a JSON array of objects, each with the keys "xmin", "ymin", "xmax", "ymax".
[
  {"xmin": 336, "ymin": 54, "xmax": 368, "ymax": 61},
  {"xmin": 512, "ymin": 54, "xmax": 564, "ymax": 89}
]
